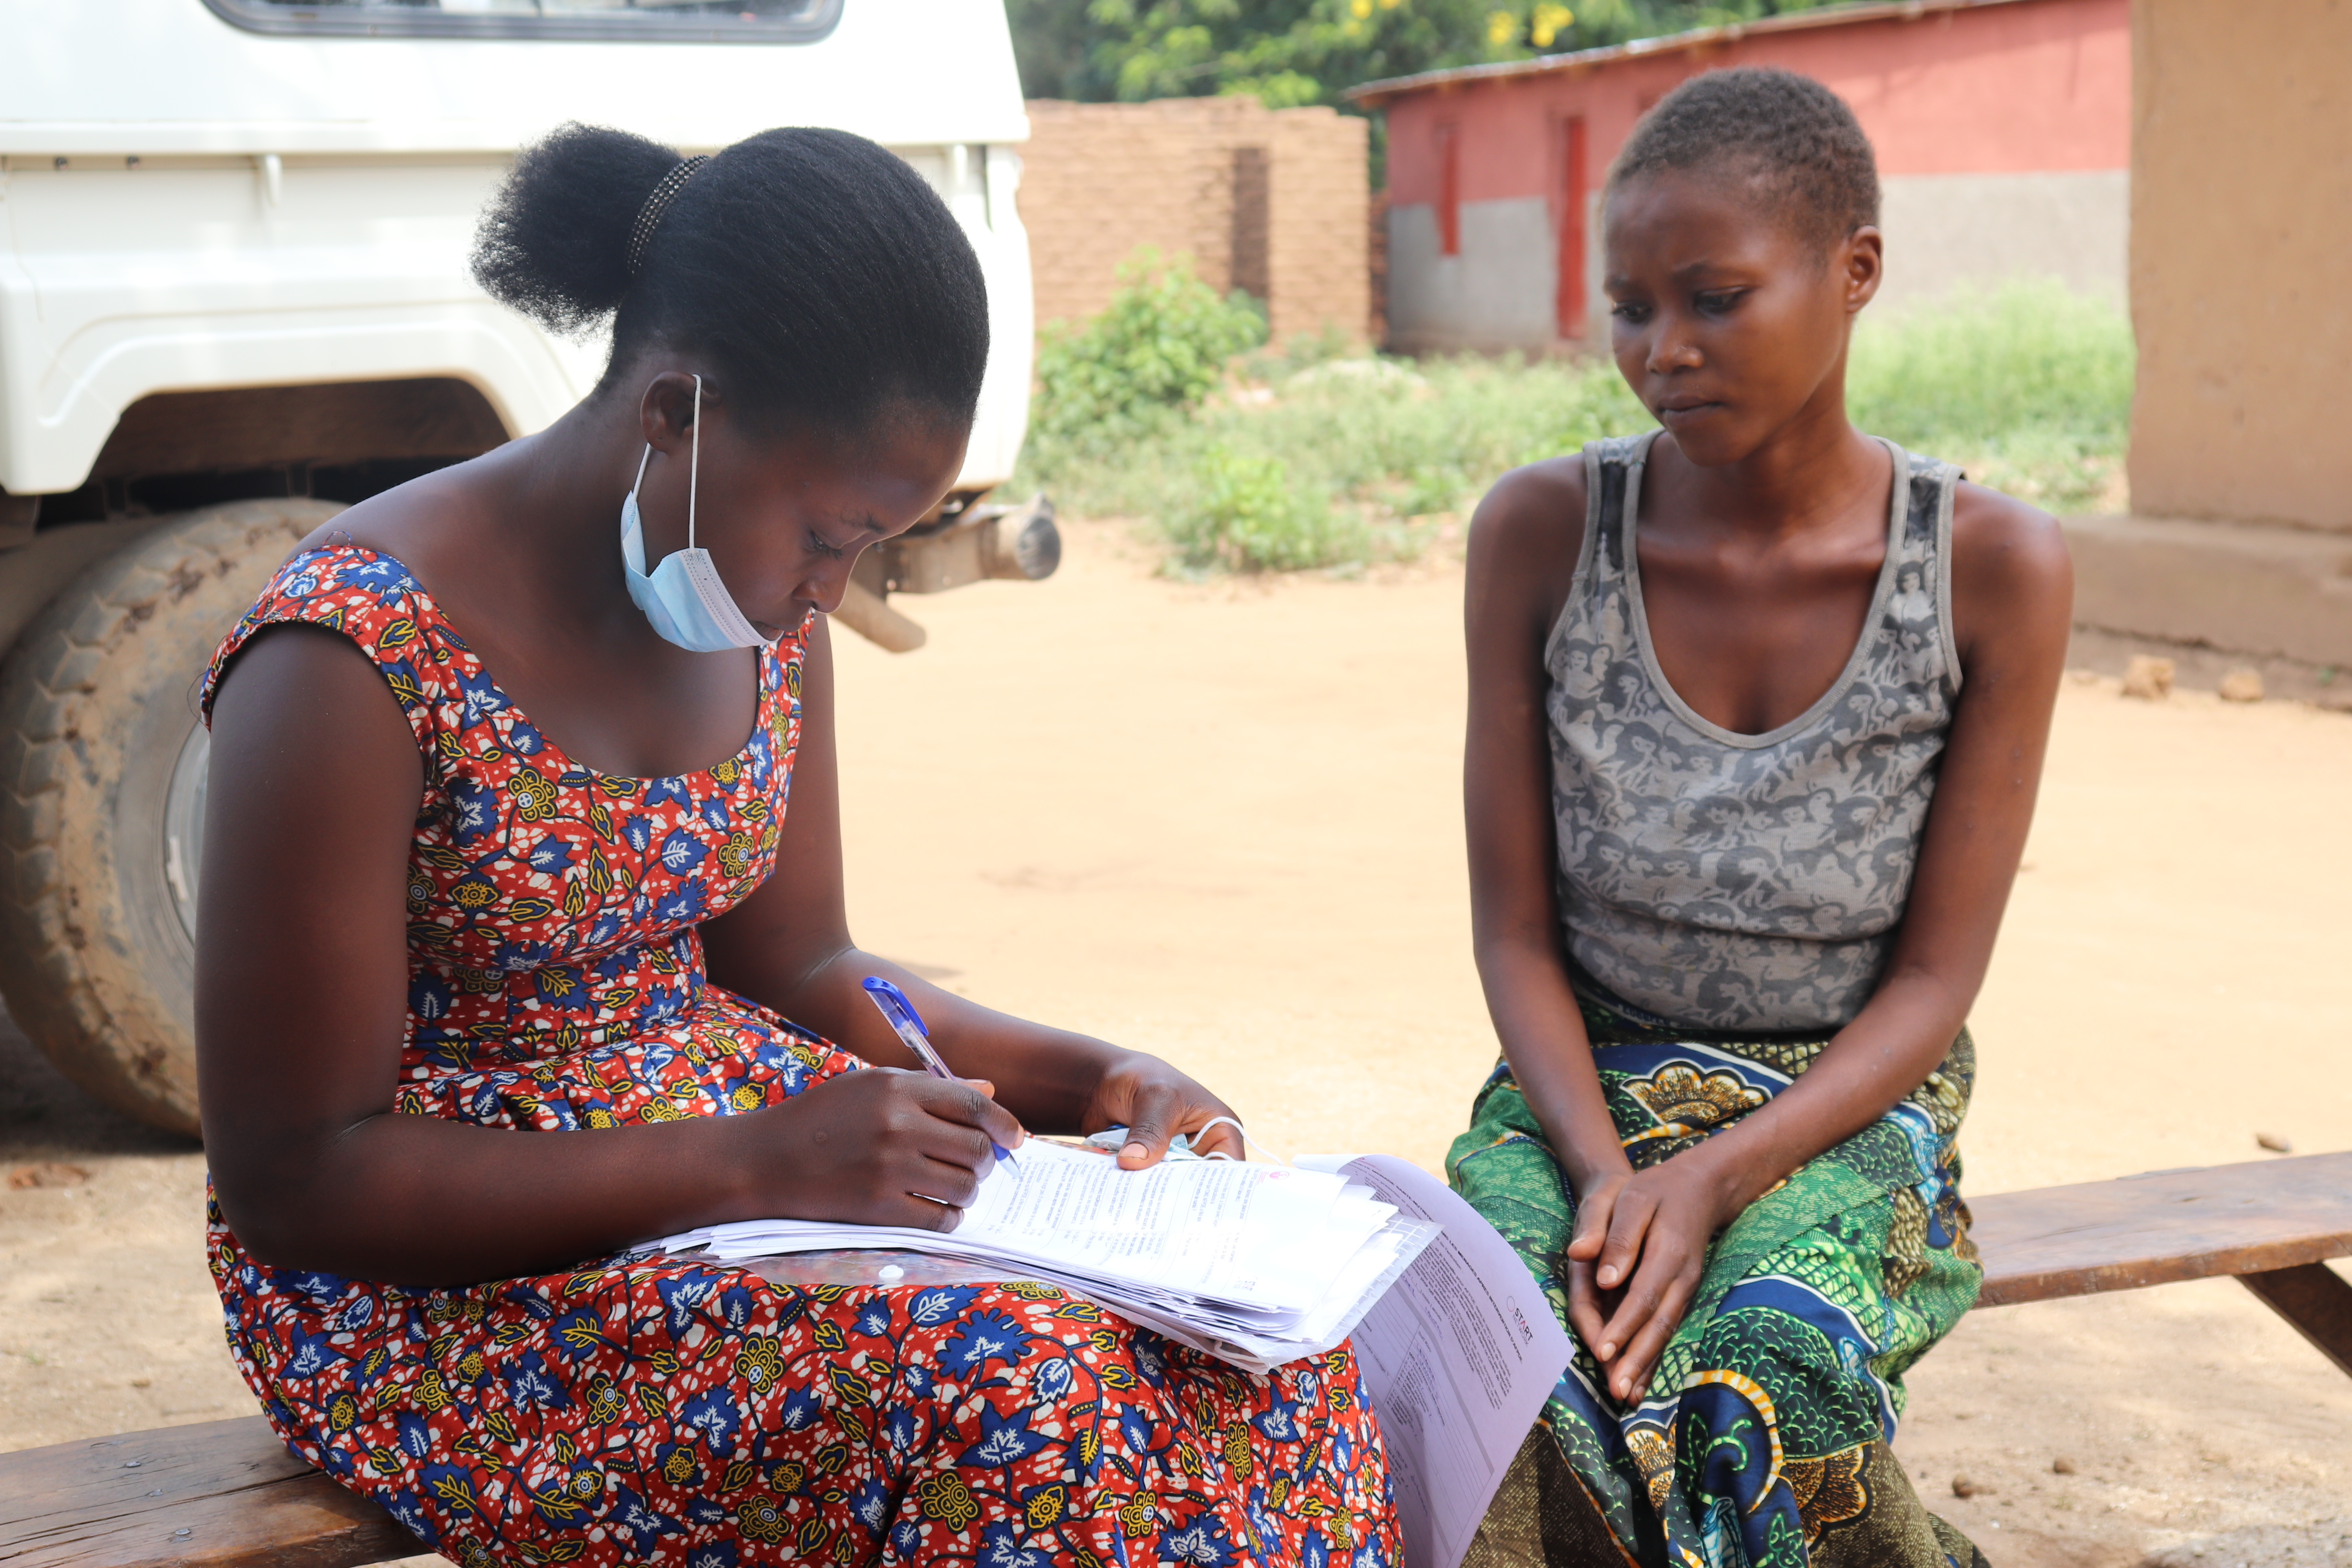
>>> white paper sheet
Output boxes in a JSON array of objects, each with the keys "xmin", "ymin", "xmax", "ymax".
[
  {"xmin": 657, "ymin": 1140, "xmax": 1440, "ymax": 1374},
  {"xmin": 1301, "ymin": 1154, "xmax": 1574, "ymax": 1568}
]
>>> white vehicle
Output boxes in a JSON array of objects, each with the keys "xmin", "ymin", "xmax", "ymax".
[{"xmin": 0, "ymin": 0, "xmax": 1056, "ymax": 1134}]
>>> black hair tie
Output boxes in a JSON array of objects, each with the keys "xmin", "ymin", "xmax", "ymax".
[{"xmin": 625, "ymin": 155, "xmax": 710, "ymax": 279}]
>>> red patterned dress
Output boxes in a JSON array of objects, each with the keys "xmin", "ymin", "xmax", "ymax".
[{"xmin": 201, "ymin": 546, "xmax": 1397, "ymax": 1568}]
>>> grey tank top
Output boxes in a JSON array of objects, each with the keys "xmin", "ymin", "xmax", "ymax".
[{"xmin": 1546, "ymin": 430, "xmax": 1963, "ymax": 1032}]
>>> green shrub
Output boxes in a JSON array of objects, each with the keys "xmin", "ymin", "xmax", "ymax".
[
  {"xmin": 1029, "ymin": 249, "xmax": 1267, "ymax": 457},
  {"xmin": 1162, "ymin": 445, "xmax": 1363, "ymax": 574}
]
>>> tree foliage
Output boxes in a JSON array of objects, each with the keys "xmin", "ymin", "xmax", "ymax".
[{"xmin": 1007, "ymin": 0, "xmax": 1838, "ymax": 107}]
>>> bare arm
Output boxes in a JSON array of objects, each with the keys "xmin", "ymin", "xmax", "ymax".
[
  {"xmin": 198, "ymin": 624, "xmax": 1023, "ymax": 1284},
  {"xmin": 1463, "ymin": 458, "xmax": 1626, "ymax": 1191},
  {"xmin": 699, "ymin": 614, "xmax": 1244, "ymax": 1167}
]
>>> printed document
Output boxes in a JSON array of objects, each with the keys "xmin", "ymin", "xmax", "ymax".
[{"xmin": 1300, "ymin": 1154, "xmax": 1574, "ymax": 1568}]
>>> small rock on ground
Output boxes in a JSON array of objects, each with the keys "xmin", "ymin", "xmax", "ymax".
[
  {"xmin": 2219, "ymin": 668, "xmax": 2265, "ymax": 703},
  {"xmin": 2122, "ymin": 655, "xmax": 2176, "ymax": 700}
]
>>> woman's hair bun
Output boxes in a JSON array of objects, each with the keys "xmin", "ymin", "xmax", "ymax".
[
  {"xmin": 472, "ymin": 122, "xmax": 685, "ymax": 338},
  {"xmin": 471, "ymin": 122, "xmax": 990, "ymax": 437}
]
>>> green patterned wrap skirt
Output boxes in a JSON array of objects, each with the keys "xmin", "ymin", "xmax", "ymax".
[{"xmin": 1448, "ymin": 989, "xmax": 1988, "ymax": 1568}]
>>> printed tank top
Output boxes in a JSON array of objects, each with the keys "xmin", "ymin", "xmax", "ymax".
[{"xmin": 1546, "ymin": 430, "xmax": 1963, "ymax": 1033}]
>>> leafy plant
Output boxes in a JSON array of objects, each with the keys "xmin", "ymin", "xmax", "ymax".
[
  {"xmin": 1163, "ymin": 445, "xmax": 1362, "ymax": 573},
  {"xmin": 1029, "ymin": 250, "xmax": 1268, "ymax": 457}
]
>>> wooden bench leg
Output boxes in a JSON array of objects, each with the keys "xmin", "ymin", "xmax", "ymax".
[{"xmin": 2237, "ymin": 1262, "xmax": 2352, "ymax": 1379}]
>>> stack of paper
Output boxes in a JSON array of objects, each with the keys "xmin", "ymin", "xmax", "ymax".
[{"xmin": 659, "ymin": 1138, "xmax": 1438, "ymax": 1374}]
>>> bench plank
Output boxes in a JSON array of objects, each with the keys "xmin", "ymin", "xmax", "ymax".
[
  {"xmin": 1970, "ymin": 1150, "xmax": 2352, "ymax": 1308},
  {"xmin": 0, "ymin": 1418, "xmax": 414, "ymax": 1568}
]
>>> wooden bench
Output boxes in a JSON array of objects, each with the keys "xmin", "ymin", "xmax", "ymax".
[{"xmin": 6, "ymin": 1151, "xmax": 2348, "ymax": 1568}]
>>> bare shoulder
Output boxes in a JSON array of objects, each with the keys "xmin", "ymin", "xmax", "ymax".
[
  {"xmin": 1947, "ymin": 479, "xmax": 2074, "ymax": 654},
  {"xmin": 1469, "ymin": 454, "xmax": 1587, "ymax": 563},
  {"xmin": 290, "ymin": 454, "xmax": 506, "ymax": 557},
  {"xmin": 1466, "ymin": 452, "xmax": 1590, "ymax": 619}
]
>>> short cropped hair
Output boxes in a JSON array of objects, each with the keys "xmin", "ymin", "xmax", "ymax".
[{"xmin": 1607, "ymin": 66, "xmax": 1880, "ymax": 249}]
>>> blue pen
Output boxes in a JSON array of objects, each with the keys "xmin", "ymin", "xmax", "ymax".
[{"xmin": 862, "ymin": 976, "xmax": 1021, "ymax": 1171}]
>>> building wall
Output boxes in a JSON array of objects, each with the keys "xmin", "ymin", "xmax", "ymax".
[
  {"xmin": 1019, "ymin": 98, "xmax": 1370, "ymax": 347},
  {"xmin": 2128, "ymin": 0, "xmax": 2352, "ymax": 531},
  {"xmin": 1375, "ymin": 0, "xmax": 2131, "ymax": 354}
]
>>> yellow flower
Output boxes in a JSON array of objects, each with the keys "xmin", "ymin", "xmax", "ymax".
[
  {"xmin": 1025, "ymin": 1483, "xmax": 1069, "ymax": 1528},
  {"xmin": 1223, "ymin": 1419, "xmax": 1253, "ymax": 1475},
  {"xmin": 662, "ymin": 1448, "xmax": 697, "ymax": 1485},
  {"xmin": 584, "ymin": 1373, "xmax": 623, "ymax": 1423},
  {"xmin": 1531, "ymin": 2, "xmax": 1571, "ymax": 46},
  {"xmin": 1486, "ymin": 8, "xmax": 1517, "ymax": 45},
  {"xmin": 510, "ymin": 766, "xmax": 559, "ymax": 822},
  {"xmin": 1116, "ymin": 1493, "xmax": 1156, "ymax": 1537},
  {"xmin": 766, "ymin": 1459, "xmax": 806, "ymax": 1494},
  {"xmin": 730, "ymin": 1083, "xmax": 766, "ymax": 1112},
  {"xmin": 711, "ymin": 757, "xmax": 740, "ymax": 786},
  {"xmin": 716, "ymin": 830, "xmax": 759, "ymax": 880},
  {"xmin": 736, "ymin": 1333, "xmax": 785, "ymax": 1392},
  {"xmin": 916, "ymin": 1472, "xmax": 980, "ymax": 1528},
  {"xmin": 456, "ymin": 1349, "xmax": 486, "ymax": 1381},
  {"xmin": 735, "ymin": 1492, "xmax": 788, "ymax": 1544},
  {"xmin": 414, "ymin": 1369, "xmax": 452, "ymax": 1412},
  {"xmin": 327, "ymin": 1392, "xmax": 359, "ymax": 1431}
]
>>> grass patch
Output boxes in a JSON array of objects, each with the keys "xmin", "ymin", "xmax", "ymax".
[
  {"xmin": 1019, "ymin": 274, "xmax": 2134, "ymax": 575},
  {"xmin": 1850, "ymin": 280, "xmax": 2136, "ymax": 511}
]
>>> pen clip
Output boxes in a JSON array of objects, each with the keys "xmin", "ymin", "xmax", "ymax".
[{"xmin": 861, "ymin": 975, "xmax": 927, "ymax": 1039}]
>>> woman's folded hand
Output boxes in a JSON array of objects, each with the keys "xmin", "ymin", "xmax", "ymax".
[{"xmin": 1565, "ymin": 1151, "xmax": 1741, "ymax": 1403}]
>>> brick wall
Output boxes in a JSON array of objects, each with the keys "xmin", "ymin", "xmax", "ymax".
[{"xmin": 1020, "ymin": 98, "xmax": 1370, "ymax": 347}]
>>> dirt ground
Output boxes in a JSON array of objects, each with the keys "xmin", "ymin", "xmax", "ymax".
[{"xmin": 4, "ymin": 516, "xmax": 2347, "ymax": 1567}]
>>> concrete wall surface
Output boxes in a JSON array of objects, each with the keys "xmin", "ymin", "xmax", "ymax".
[
  {"xmin": 2065, "ymin": 514, "xmax": 2352, "ymax": 670},
  {"xmin": 1020, "ymin": 98, "xmax": 1370, "ymax": 347},
  {"xmin": 1372, "ymin": 0, "xmax": 2129, "ymax": 353},
  {"xmin": 1876, "ymin": 168, "xmax": 2129, "ymax": 311},
  {"xmin": 2128, "ymin": 0, "xmax": 2352, "ymax": 531}
]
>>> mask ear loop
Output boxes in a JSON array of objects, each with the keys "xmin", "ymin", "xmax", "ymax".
[
  {"xmin": 631, "ymin": 442, "xmax": 653, "ymax": 499},
  {"xmin": 687, "ymin": 374, "xmax": 702, "ymax": 550}
]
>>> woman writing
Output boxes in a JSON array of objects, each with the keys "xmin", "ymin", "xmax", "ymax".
[
  {"xmin": 198, "ymin": 124, "xmax": 1396, "ymax": 1566},
  {"xmin": 1452, "ymin": 70, "xmax": 2068, "ymax": 1568}
]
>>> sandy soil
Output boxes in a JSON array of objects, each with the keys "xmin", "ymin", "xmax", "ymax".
[{"xmin": 4, "ymin": 517, "xmax": 2347, "ymax": 1566}]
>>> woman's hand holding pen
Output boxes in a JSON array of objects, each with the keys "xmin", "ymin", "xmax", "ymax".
[
  {"xmin": 1565, "ymin": 1148, "xmax": 1743, "ymax": 1404},
  {"xmin": 735, "ymin": 1069, "xmax": 1025, "ymax": 1233}
]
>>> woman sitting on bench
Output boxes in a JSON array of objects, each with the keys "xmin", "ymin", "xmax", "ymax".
[
  {"xmin": 1451, "ymin": 69, "xmax": 2069, "ymax": 1568},
  {"xmin": 195, "ymin": 125, "xmax": 1396, "ymax": 1567}
]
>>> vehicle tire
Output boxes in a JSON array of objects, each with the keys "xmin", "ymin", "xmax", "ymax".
[{"xmin": 0, "ymin": 500, "xmax": 341, "ymax": 1136}]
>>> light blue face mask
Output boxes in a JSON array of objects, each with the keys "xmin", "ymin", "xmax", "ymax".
[{"xmin": 620, "ymin": 375, "xmax": 773, "ymax": 653}]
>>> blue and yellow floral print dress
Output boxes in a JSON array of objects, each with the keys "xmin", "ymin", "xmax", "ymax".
[{"xmin": 201, "ymin": 547, "xmax": 1398, "ymax": 1568}]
